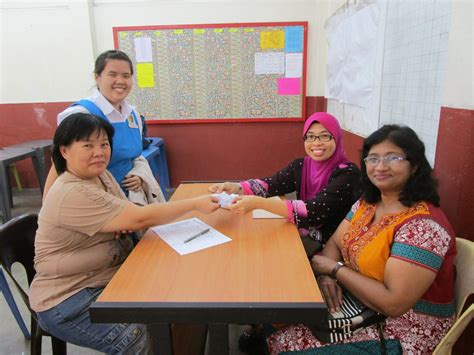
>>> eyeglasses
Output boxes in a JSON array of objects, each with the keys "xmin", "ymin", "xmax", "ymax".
[
  {"xmin": 363, "ymin": 155, "xmax": 408, "ymax": 166},
  {"xmin": 304, "ymin": 133, "xmax": 333, "ymax": 143}
]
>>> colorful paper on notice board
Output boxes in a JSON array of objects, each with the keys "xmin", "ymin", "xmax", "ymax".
[
  {"xmin": 277, "ymin": 78, "xmax": 300, "ymax": 95},
  {"xmin": 285, "ymin": 53, "xmax": 303, "ymax": 78},
  {"xmin": 134, "ymin": 37, "xmax": 153, "ymax": 62},
  {"xmin": 255, "ymin": 52, "xmax": 285, "ymax": 75},
  {"xmin": 285, "ymin": 27, "xmax": 303, "ymax": 52},
  {"xmin": 136, "ymin": 63, "xmax": 155, "ymax": 88},
  {"xmin": 260, "ymin": 30, "xmax": 285, "ymax": 49}
]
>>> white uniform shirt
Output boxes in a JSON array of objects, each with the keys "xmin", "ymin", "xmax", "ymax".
[{"xmin": 57, "ymin": 88, "xmax": 143, "ymax": 134}]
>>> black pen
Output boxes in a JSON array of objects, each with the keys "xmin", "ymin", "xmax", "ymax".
[{"xmin": 183, "ymin": 228, "xmax": 210, "ymax": 243}]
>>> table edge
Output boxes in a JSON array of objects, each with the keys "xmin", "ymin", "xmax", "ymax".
[{"xmin": 90, "ymin": 301, "xmax": 326, "ymax": 323}]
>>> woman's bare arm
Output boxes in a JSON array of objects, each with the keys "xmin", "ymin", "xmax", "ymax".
[{"xmin": 100, "ymin": 195, "xmax": 219, "ymax": 232}]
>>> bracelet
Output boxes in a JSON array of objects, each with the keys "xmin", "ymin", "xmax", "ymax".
[{"xmin": 330, "ymin": 261, "xmax": 345, "ymax": 279}]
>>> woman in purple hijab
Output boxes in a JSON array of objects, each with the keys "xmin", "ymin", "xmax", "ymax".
[
  {"xmin": 210, "ymin": 112, "xmax": 360, "ymax": 353},
  {"xmin": 210, "ymin": 112, "xmax": 360, "ymax": 257}
]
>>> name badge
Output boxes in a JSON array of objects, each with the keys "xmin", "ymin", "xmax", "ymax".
[{"xmin": 127, "ymin": 115, "xmax": 139, "ymax": 128}]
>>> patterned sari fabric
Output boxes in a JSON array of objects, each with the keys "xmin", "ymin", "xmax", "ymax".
[{"xmin": 267, "ymin": 200, "xmax": 456, "ymax": 355}]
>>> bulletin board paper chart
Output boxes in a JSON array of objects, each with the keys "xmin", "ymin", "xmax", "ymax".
[{"xmin": 113, "ymin": 22, "xmax": 307, "ymax": 124}]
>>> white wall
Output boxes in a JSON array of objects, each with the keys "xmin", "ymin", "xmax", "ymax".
[
  {"xmin": 378, "ymin": 0, "xmax": 454, "ymax": 165},
  {"xmin": 1, "ymin": 1, "xmax": 96, "ymax": 103},
  {"xmin": 443, "ymin": 0, "xmax": 473, "ymax": 109},
  {"xmin": 1, "ymin": 0, "xmax": 335, "ymax": 104},
  {"xmin": 3, "ymin": 0, "xmax": 470, "ymax": 109},
  {"xmin": 324, "ymin": 0, "xmax": 472, "ymax": 165}
]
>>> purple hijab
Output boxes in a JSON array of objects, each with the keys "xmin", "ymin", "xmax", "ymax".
[{"xmin": 300, "ymin": 112, "xmax": 348, "ymax": 201}]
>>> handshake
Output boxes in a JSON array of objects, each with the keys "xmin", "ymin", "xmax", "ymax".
[{"xmin": 211, "ymin": 192, "xmax": 239, "ymax": 209}]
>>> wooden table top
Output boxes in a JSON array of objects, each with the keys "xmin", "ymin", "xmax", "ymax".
[{"xmin": 97, "ymin": 183, "xmax": 323, "ymax": 304}]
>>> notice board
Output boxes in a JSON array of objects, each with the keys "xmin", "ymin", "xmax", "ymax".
[{"xmin": 113, "ymin": 22, "xmax": 307, "ymax": 123}]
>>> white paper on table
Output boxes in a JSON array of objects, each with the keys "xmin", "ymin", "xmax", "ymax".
[
  {"xmin": 254, "ymin": 52, "xmax": 285, "ymax": 75},
  {"xmin": 285, "ymin": 52, "xmax": 303, "ymax": 78},
  {"xmin": 252, "ymin": 196, "xmax": 285, "ymax": 219},
  {"xmin": 151, "ymin": 217, "xmax": 231, "ymax": 255}
]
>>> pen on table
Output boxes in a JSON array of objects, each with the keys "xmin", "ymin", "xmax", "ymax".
[{"xmin": 183, "ymin": 228, "xmax": 210, "ymax": 243}]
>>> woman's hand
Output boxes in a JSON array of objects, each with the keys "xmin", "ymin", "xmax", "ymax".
[
  {"xmin": 317, "ymin": 275, "xmax": 343, "ymax": 313},
  {"xmin": 192, "ymin": 194, "xmax": 221, "ymax": 213},
  {"xmin": 311, "ymin": 254, "xmax": 338, "ymax": 276},
  {"xmin": 208, "ymin": 182, "xmax": 241, "ymax": 194},
  {"xmin": 122, "ymin": 174, "xmax": 143, "ymax": 192},
  {"xmin": 312, "ymin": 255, "xmax": 343, "ymax": 313},
  {"xmin": 227, "ymin": 195, "xmax": 262, "ymax": 214}
]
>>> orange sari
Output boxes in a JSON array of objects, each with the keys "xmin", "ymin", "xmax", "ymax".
[{"xmin": 341, "ymin": 200, "xmax": 431, "ymax": 282}]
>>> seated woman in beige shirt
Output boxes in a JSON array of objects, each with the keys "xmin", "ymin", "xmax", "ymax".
[{"xmin": 30, "ymin": 113, "xmax": 219, "ymax": 354}]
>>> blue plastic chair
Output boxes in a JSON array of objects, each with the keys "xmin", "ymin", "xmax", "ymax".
[{"xmin": 0, "ymin": 267, "xmax": 30, "ymax": 338}]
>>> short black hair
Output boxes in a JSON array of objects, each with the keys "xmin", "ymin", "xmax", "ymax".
[
  {"xmin": 52, "ymin": 113, "xmax": 114, "ymax": 174},
  {"xmin": 94, "ymin": 50, "xmax": 134, "ymax": 76},
  {"xmin": 360, "ymin": 124, "xmax": 440, "ymax": 206}
]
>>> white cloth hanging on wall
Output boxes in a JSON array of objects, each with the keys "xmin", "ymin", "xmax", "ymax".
[{"xmin": 325, "ymin": 0, "xmax": 380, "ymax": 109}]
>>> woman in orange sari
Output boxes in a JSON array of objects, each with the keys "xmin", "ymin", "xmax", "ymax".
[{"xmin": 267, "ymin": 125, "xmax": 456, "ymax": 354}]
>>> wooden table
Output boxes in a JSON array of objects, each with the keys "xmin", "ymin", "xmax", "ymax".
[
  {"xmin": 90, "ymin": 183, "xmax": 324, "ymax": 354},
  {"xmin": 0, "ymin": 139, "xmax": 52, "ymax": 221}
]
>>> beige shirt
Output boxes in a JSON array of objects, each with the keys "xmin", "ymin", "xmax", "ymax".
[{"xmin": 30, "ymin": 171, "xmax": 131, "ymax": 312}]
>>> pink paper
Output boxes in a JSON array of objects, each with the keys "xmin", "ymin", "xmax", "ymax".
[{"xmin": 277, "ymin": 78, "xmax": 301, "ymax": 95}]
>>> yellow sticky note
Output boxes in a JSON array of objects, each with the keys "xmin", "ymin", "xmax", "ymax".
[
  {"xmin": 174, "ymin": 29, "xmax": 184, "ymax": 35},
  {"xmin": 229, "ymin": 28, "xmax": 238, "ymax": 33},
  {"xmin": 194, "ymin": 29, "xmax": 205, "ymax": 34},
  {"xmin": 154, "ymin": 31, "xmax": 161, "ymax": 36},
  {"xmin": 119, "ymin": 32, "xmax": 128, "ymax": 38},
  {"xmin": 136, "ymin": 63, "xmax": 155, "ymax": 88},
  {"xmin": 244, "ymin": 28, "xmax": 254, "ymax": 33},
  {"xmin": 134, "ymin": 32, "xmax": 142, "ymax": 37},
  {"xmin": 214, "ymin": 28, "xmax": 223, "ymax": 33},
  {"xmin": 260, "ymin": 30, "xmax": 285, "ymax": 49}
]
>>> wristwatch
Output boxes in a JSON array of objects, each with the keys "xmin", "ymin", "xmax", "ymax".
[{"xmin": 330, "ymin": 261, "xmax": 345, "ymax": 279}]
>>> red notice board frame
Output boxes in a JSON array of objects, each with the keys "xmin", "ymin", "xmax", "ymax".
[{"xmin": 113, "ymin": 22, "xmax": 308, "ymax": 124}]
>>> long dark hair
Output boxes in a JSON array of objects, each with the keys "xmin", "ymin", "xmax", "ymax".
[
  {"xmin": 52, "ymin": 113, "xmax": 114, "ymax": 174},
  {"xmin": 360, "ymin": 125, "xmax": 440, "ymax": 206}
]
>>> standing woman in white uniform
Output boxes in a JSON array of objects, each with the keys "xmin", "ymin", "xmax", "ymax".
[{"xmin": 44, "ymin": 50, "xmax": 148, "ymax": 197}]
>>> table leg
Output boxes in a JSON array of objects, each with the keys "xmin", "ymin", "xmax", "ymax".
[
  {"xmin": 208, "ymin": 323, "xmax": 229, "ymax": 355},
  {"xmin": 149, "ymin": 323, "xmax": 173, "ymax": 355},
  {"xmin": 161, "ymin": 147, "xmax": 170, "ymax": 189},
  {"xmin": 31, "ymin": 149, "xmax": 47, "ymax": 195},
  {"xmin": 0, "ymin": 163, "xmax": 12, "ymax": 221},
  {"xmin": 157, "ymin": 142, "xmax": 170, "ymax": 189}
]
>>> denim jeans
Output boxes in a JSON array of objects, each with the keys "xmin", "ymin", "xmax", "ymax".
[{"xmin": 37, "ymin": 287, "xmax": 150, "ymax": 354}]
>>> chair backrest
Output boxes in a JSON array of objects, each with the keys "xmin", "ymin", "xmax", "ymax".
[
  {"xmin": 454, "ymin": 237, "xmax": 474, "ymax": 318},
  {"xmin": 0, "ymin": 213, "xmax": 38, "ymax": 310}
]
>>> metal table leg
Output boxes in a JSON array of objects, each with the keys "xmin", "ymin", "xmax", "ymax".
[
  {"xmin": 149, "ymin": 323, "xmax": 173, "ymax": 355},
  {"xmin": 0, "ymin": 163, "xmax": 12, "ymax": 221},
  {"xmin": 208, "ymin": 323, "xmax": 229, "ymax": 355}
]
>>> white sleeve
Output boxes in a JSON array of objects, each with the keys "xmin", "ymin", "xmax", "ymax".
[{"xmin": 57, "ymin": 105, "xmax": 89, "ymax": 125}]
